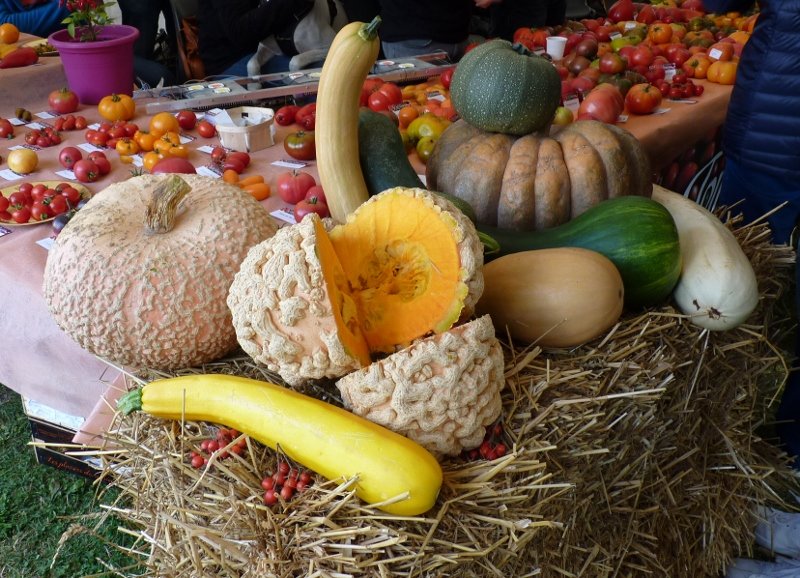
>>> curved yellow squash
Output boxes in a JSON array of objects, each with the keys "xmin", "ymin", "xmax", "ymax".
[{"xmin": 121, "ymin": 374, "xmax": 443, "ymax": 516}]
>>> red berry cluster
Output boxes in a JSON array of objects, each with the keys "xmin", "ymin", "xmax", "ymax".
[
  {"xmin": 654, "ymin": 73, "xmax": 705, "ymax": 100},
  {"xmin": 464, "ymin": 422, "xmax": 508, "ymax": 461},
  {"xmin": 261, "ymin": 460, "xmax": 314, "ymax": 505},
  {"xmin": 25, "ymin": 127, "xmax": 61, "ymax": 148},
  {"xmin": 188, "ymin": 428, "xmax": 247, "ymax": 469}
]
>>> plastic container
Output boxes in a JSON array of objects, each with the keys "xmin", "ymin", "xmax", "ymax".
[{"xmin": 215, "ymin": 106, "xmax": 275, "ymax": 153}]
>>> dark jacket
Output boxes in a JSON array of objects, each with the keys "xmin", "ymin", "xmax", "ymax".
[
  {"xmin": 702, "ymin": 0, "xmax": 800, "ymax": 180},
  {"xmin": 0, "ymin": 0, "xmax": 68, "ymax": 37},
  {"xmin": 379, "ymin": 0, "xmax": 473, "ymax": 44},
  {"xmin": 197, "ymin": 0, "xmax": 313, "ymax": 75}
]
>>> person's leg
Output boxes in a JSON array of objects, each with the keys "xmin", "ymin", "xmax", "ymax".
[
  {"xmin": 381, "ymin": 39, "xmax": 467, "ymax": 61},
  {"xmin": 117, "ymin": 0, "xmax": 162, "ymax": 58}
]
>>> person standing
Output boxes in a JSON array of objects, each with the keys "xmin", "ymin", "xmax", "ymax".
[{"xmin": 702, "ymin": 0, "xmax": 800, "ymax": 464}]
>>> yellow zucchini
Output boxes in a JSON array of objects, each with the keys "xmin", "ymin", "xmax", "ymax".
[
  {"xmin": 117, "ymin": 374, "xmax": 442, "ymax": 516},
  {"xmin": 315, "ymin": 17, "xmax": 381, "ymax": 223}
]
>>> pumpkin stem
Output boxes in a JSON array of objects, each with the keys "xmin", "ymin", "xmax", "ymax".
[
  {"xmin": 478, "ymin": 231, "xmax": 500, "ymax": 255},
  {"xmin": 510, "ymin": 42, "xmax": 533, "ymax": 56},
  {"xmin": 117, "ymin": 388, "xmax": 144, "ymax": 415},
  {"xmin": 358, "ymin": 16, "xmax": 381, "ymax": 42},
  {"xmin": 144, "ymin": 175, "xmax": 191, "ymax": 235}
]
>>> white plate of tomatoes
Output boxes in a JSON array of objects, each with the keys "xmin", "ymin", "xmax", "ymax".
[{"xmin": 0, "ymin": 180, "xmax": 89, "ymax": 226}]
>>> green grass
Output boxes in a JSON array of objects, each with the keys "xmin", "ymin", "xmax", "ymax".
[{"xmin": 0, "ymin": 384, "xmax": 138, "ymax": 578}]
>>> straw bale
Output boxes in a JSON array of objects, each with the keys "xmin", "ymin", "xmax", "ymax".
[{"xmin": 59, "ymin": 216, "xmax": 799, "ymax": 578}]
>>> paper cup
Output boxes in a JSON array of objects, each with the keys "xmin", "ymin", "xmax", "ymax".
[{"xmin": 546, "ymin": 36, "xmax": 567, "ymax": 60}]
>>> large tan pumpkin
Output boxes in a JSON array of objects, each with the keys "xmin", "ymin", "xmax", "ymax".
[
  {"xmin": 426, "ymin": 119, "xmax": 653, "ymax": 230},
  {"xmin": 43, "ymin": 174, "xmax": 277, "ymax": 370},
  {"xmin": 227, "ymin": 187, "xmax": 484, "ymax": 386}
]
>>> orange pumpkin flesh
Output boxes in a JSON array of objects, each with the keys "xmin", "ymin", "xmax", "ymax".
[{"xmin": 329, "ymin": 188, "xmax": 471, "ymax": 352}]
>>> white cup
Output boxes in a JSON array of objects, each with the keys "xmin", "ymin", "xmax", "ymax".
[{"xmin": 546, "ymin": 36, "xmax": 567, "ymax": 60}]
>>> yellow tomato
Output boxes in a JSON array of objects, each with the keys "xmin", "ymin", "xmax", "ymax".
[
  {"xmin": 0, "ymin": 23, "xmax": 20, "ymax": 44},
  {"xmin": 98, "ymin": 93, "xmax": 136, "ymax": 122},
  {"xmin": 115, "ymin": 137, "xmax": 140, "ymax": 156},
  {"xmin": 134, "ymin": 130, "xmax": 158, "ymax": 152},
  {"xmin": 406, "ymin": 114, "xmax": 446, "ymax": 142},
  {"xmin": 7, "ymin": 148, "xmax": 38, "ymax": 174},
  {"xmin": 142, "ymin": 151, "xmax": 163, "ymax": 172},
  {"xmin": 149, "ymin": 112, "xmax": 180, "ymax": 137}
]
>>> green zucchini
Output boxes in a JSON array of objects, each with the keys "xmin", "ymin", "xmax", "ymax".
[
  {"xmin": 357, "ymin": 108, "xmax": 477, "ymax": 224},
  {"xmin": 479, "ymin": 195, "xmax": 682, "ymax": 308}
]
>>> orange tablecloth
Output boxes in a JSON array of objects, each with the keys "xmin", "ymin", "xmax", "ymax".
[{"xmin": 0, "ymin": 65, "xmax": 733, "ymax": 442}]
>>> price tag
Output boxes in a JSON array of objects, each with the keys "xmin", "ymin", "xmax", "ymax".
[
  {"xmin": 196, "ymin": 165, "xmax": 222, "ymax": 178},
  {"xmin": 663, "ymin": 63, "xmax": 677, "ymax": 82},
  {"xmin": 26, "ymin": 122, "xmax": 47, "ymax": 130},
  {"xmin": 131, "ymin": 155, "xmax": 144, "ymax": 167},
  {"xmin": 270, "ymin": 208, "xmax": 297, "ymax": 225},
  {"xmin": 35, "ymin": 111, "xmax": 56, "ymax": 119},
  {"xmin": 272, "ymin": 159, "xmax": 308, "ymax": 169},
  {"xmin": 78, "ymin": 142, "xmax": 105, "ymax": 152},
  {"xmin": 196, "ymin": 145, "xmax": 216, "ymax": 154},
  {"xmin": 55, "ymin": 169, "xmax": 76, "ymax": 180},
  {"xmin": 624, "ymin": 21, "xmax": 638, "ymax": 30},
  {"xmin": 708, "ymin": 48, "xmax": 723, "ymax": 60},
  {"xmin": 36, "ymin": 237, "xmax": 55, "ymax": 251},
  {"xmin": 8, "ymin": 117, "xmax": 26, "ymax": 126},
  {"xmin": 0, "ymin": 225, "xmax": 12, "ymax": 238},
  {"xmin": 564, "ymin": 94, "xmax": 581, "ymax": 113},
  {"xmin": 0, "ymin": 168, "xmax": 24, "ymax": 181}
]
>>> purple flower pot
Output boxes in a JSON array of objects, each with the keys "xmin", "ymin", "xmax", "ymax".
[{"xmin": 48, "ymin": 24, "xmax": 140, "ymax": 105}]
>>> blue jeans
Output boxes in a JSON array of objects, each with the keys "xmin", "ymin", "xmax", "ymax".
[
  {"xmin": 381, "ymin": 38, "xmax": 468, "ymax": 62},
  {"xmin": 222, "ymin": 53, "xmax": 292, "ymax": 78},
  {"xmin": 718, "ymin": 157, "xmax": 800, "ymax": 466}
]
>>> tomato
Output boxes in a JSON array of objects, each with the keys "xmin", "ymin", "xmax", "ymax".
[
  {"xmin": 552, "ymin": 105, "xmax": 574, "ymax": 125},
  {"xmin": 48, "ymin": 88, "xmax": 79, "ymax": 114},
  {"xmin": 58, "ymin": 146, "xmax": 83, "ymax": 169},
  {"xmin": 377, "ymin": 82, "xmax": 403, "ymax": 105},
  {"xmin": 647, "ymin": 23, "xmax": 673, "ymax": 44},
  {"xmin": 406, "ymin": 114, "xmax": 446, "ymax": 143},
  {"xmin": 415, "ymin": 136, "xmax": 437, "ymax": 163},
  {"xmin": 283, "ymin": 130, "xmax": 316, "ymax": 161},
  {"xmin": 31, "ymin": 201, "xmax": 52, "ymax": 222},
  {"xmin": 0, "ymin": 23, "xmax": 20, "ymax": 44},
  {"xmin": 85, "ymin": 129, "xmax": 110, "ymax": 147},
  {"xmin": 625, "ymin": 82, "xmax": 663, "ymax": 114},
  {"xmin": 227, "ymin": 151, "xmax": 250, "ymax": 168},
  {"xmin": 115, "ymin": 137, "xmax": 140, "ymax": 156},
  {"xmin": 150, "ymin": 111, "xmax": 181, "ymax": 137},
  {"xmin": 707, "ymin": 41, "xmax": 735, "ymax": 62},
  {"xmin": 73, "ymin": 159, "xmax": 100, "ymax": 183},
  {"xmin": 47, "ymin": 194, "xmax": 68, "ymax": 216},
  {"xmin": 11, "ymin": 206, "xmax": 31, "ymax": 224},
  {"xmin": 0, "ymin": 196, "xmax": 8, "ymax": 213},
  {"xmin": 293, "ymin": 195, "xmax": 330, "ymax": 222},
  {"xmin": 175, "ymin": 110, "xmax": 197, "ymax": 131},
  {"xmin": 367, "ymin": 90, "xmax": 392, "ymax": 112},
  {"xmin": 196, "ymin": 120, "xmax": 216, "ymax": 138},
  {"xmin": 90, "ymin": 154, "xmax": 112, "ymax": 176},
  {"xmin": 97, "ymin": 93, "xmax": 136, "ymax": 122},
  {"xmin": 0, "ymin": 118, "xmax": 15, "ymax": 139},
  {"xmin": 276, "ymin": 170, "xmax": 316, "ymax": 204},
  {"xmin": 706, "ymin": 60, "xmax": 737, "ymax": 84},
  {"xmin": 210, "ymin": 146, "xmax": 227, "ymax": 163},
  {"xmin": 578, "ymin": 83, "xmax": 624, "ymax": 123},
  {"xmin": 7, "ymin": 149, "xmax": 38, "ymax": 174},
  {"xmin": 61, "ymin": 186, "xmax": 82, "ymax": 207},
  {"xmin": 222, "ymin": 157, "xmax": 247, "ymax": 174},
  {"xmin": 295, "ymin": 103, "xmax": 316, "ymax": 131},
  {"xmin": 151, "ymin": 157, "xmax": 197, "ymax": 174},
  {"xmin": 304, "ymin": 184, "xmax": 326, "ymax": 204},
  {"xmin": 7, "ymin": 191, "xmax": 29, "ymax": 208},
  {"xmin": 397, "ymin": 105, "xmax": 420, "ymax": 129},
  {"xmin": 275, "ymin": 105, "xmax": 300, "ymax": 126},
  {"xmin": 133, "ymin": 129, "xmax": 158, "ymax": 152},
  {"xmin": 142, "ymin": 151, "xmax": 163, "ymax": 172}
]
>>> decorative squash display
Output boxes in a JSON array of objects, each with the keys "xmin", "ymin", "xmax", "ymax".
[
  {"xmin": 449, "ymin": 39, "xmax": 561, "ymax": 136},
  {"xmin": 652, "ymin": 186, "xmax": 759, "ymax": 330},
  {"xmin": 118, "ymin": 374, "xmax": 443, "ymax": 516},
  {"xmin": 426, "ymin": 119, "xmax": 653, "ymax": 230},
  {"xmin": 337, "ymin": 315, "xmax": 505, "ymax": 456},
  {"xmin": 228, "ymin": 187, "xmax": 484, "ymax": 385},
  {"xmin": 43, "ymin": 174, "xmax": 277, "ymax": 370},
  {"xmin": 477, "ymin": 248, "xmax": 625, "ymax": 347}
]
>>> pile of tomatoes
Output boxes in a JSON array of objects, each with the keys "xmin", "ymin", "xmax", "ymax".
[{"xmin": 0, "ymin": 181, "xmax": 85, "ymax": 224}]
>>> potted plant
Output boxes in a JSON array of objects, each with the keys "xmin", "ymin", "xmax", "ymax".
[{"xmin": 47, "ymin": 0, "xmax": 139, "ymax": 104}]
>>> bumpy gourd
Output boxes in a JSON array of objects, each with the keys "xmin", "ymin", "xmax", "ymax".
[
  {"xmin": 227, "ymin": 187, "xmax": 484, "ymax": 385},
  {"xmin": 336, "ymin": 315, "xmax": 505, "ymax": 456},
  {"xmin": 43, "ymin": 174, "xmax": 277, "ymax": 370},
  {"xmin": 426, "ymin": 119, "xmax": 652, "ymax": 230}
]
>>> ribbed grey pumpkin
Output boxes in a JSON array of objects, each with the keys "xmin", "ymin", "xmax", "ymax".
[{"xmin": 449, "ymin": 39, "xmax": 562, "ymax": 136}]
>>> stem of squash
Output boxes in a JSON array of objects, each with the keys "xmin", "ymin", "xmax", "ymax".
[
  {"xmin": 358, "ymin": 16, "xmax": 382, "ymax": 42},
  {"xmin": 478, "ymin": 231, "xmax": 500, "ymax": 256},
  {"xmin": 144, "ymin": 175, "xmax": 191, "ymax": 235},
  {"xmin": 117, "ymin": 388, "xmax": 144, "ymax": 415}
]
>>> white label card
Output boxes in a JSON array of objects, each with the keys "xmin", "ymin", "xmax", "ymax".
[
  {"xmin": 272, "ymin": 159, "xmax": 308, "ymax": 169},
  {"xmin": 0, "ymin": 168, "xmax": 25, "ymax": 181},
  {"xmin": 270, "ymin": 209, "xmax": 297, "ymax": 225}
]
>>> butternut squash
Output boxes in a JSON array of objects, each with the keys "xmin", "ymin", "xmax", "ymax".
[
  {"xmin": 476, "ymin": 247, "xmax": 624, "ymax": 347},
  {"xmin": 315, "ymin": 17, "xmax": 381, "ymax": 222},
  {"xmin": 117, "ymin": 374, "xmax": 443, "ymax": 516}
]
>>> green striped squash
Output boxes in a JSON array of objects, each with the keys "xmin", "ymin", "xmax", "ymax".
[
  {"xmin": 478, "ymin": 195, "xmax": 682, "ymax": 308},
  {"xmin": 450, "ymin": 40, "xmax": 561, "ymax": 136}
]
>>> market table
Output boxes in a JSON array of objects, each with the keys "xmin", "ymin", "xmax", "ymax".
[{"xmin": 0, "ymin": 57, "xmax": 733, "ymax": 447}]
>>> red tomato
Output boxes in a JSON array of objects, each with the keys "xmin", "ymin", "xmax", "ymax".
[
  {"xmin": 0, "ymin": 196, "xmax": 8, "ymax": 213},
  {"xmin": 61, "ymin": 186, "xmax": 82, "ymax": 206},
  {"xmin": 88, "ymin": 152, "xmax": 111, "ymax": 175},
  {"xmin": 196, "ymin": 120, "xmax": 216, "ymax": 138},
  {"xmin": 283, "ymin": 130, "xmax": 315, "ymax": 161},
  {"xmin": 58, "ymin": 146, "xmax": 83, "ymax": 169},
  {"xmin": 0, "ymin": 118, "xmax": 14, "ymax": 138},
  {"xmin": 294, "ymin": 196, "xmax": 330, "ymax": 222},
  {"xmin": 47, "ymin": 194, "xmax": 68, "ymax": 215},
  {"xmin": 275, "ymin": 105, "xmax": 300, "ymax": 126},
  {"xmin": 226, "ymin": 151, "xmax": 251, "ymax": 168},
  {"xmin": 625, "ymin": 82, "xmax": 663, "ymax": 114},
  {"xmin": 73, "ymin": 159, "xmax": 100, "ymax": 183},
  {"xmin": 367, "ymin": 90, "xmax": 392, "ymax": 112},
  {"xmin": 440, "ymin": 67, "xmax": 455, "ymax": 90},
  {"xmin": 578, "ymin": 83, "xmax": 624, "ymax": 123},
  {"xmin": 296, "ymin": 103, "xmax": 316, "ymax": 131},
  {"xmin": 276, "ymin": 170, "xmax": 316, "ymax": 204},
  {"xmin": 7, "ymin": 191, "xmax": 28, "ymax": 208},
  {"xmin": 175, "ymin": 110, "xmax": 197, "ymax": 130},
  {"xmin": 151, "ymin": 157, "xmax": 197, "ymax": 174},
  {"xmin": 304, "ymin": 184, "xmax": 326, "ymax": 204},
  {"xmin": 48, "ymin": 88, "xmax": 79, "ymax": 114},
  {"xmin": 377, "ymin": 82, "xmax": 403, "ymax": 105},
  {"xmin": 11, "ymin": 206, "xmax": 31, "ymax": 224}
]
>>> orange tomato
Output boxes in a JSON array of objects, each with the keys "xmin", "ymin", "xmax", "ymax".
[
  {"xmin": 149, "ymin": 112, "xmax": 181, "ymax": 137},
  {"xmin": 133, "ymin": 129, "xmax": 157, "ymax": 152},
  {"xmin": 115, "ymin": 137, "xmax": 140, "ymax": 156},
  {"xmin": 0, "ymin": 23, "xmax": 20, "ymax": 44},
  {"xmin": 397, "ymin": 105, "xmax": 419, "ymax": 129},
  {"xmin": 237, "ymin": 174, "xmax": 265, "ymax": 187},
  {"xmin": 222, "ymin": 169, "xmax": 240, "ymax": 184},
  {"xmin": 707, "ymin": 41, "xmax": 735, "ymax": 61},
  {"xmin": 142, "ymin": 151, "xmax": 163, "ymax": 172},
  {"xmin": 242, "ymin": 182, "xmax": 271, "ymax": 201},
  {"xmin": 706, "ymin": 60, "xmax": 738, "ymax": 84},
  {"xmin": 98, "ymin": 93, "xmax": 136, "ymax": 122},
  {"xmin": 683, "ymin": 55, "xmax": 711, "ymax": 79}
]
